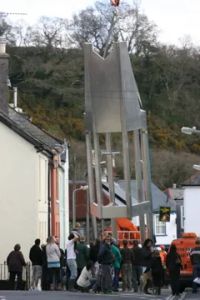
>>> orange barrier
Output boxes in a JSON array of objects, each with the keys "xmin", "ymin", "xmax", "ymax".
[
  {"xmin": 172, "ymin": 232, "xmax": 197, "ymax": 277},
  {"xmin": 104, "ymin": 218, "xmax": 141, "ymax": 247},
  {"xmin": 116, "ymin": 218, "xmax": 141, "ymax": 242}
]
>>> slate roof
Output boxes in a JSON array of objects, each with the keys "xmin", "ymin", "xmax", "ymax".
[
  {"xmin": 102, "ymin": 180, "xmax": 176, "ymax": 212},
  {"xmin": 0, "ymin": 107, "xmax": 64, "ymax": 157}
]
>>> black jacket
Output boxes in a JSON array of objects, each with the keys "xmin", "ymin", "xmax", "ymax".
[
  {"xmin": 7, "ymin": 250, "xmax": 26, "ymax": 272},
  {"xmin": 29, "ymin": 245, "xmax": 43, "ymax": 266},
  {"xmin": 151, "ymin": 256, "xmax": 163, "ymax": 274},
  {"xmin": 140, "ymin": 247, "xmax": 152, "ymax": 267},
  {"xmin": 98, "ymin": 243, "xmax": 114, "ymax": 265},
  {"xmin": 151, "ymin": 256, "xmax": 163, "ymax": 286},
  {"xmin": 132, "ymin": 246, "xmax": 143, "ymax": 266},
  {"xmin": 166, "ymin": 252, "xmax": 181, "ymax": 271},
  {"xmin": 121, "ymin": 248, "xmax": 133, "ymax": 264},
  {"xmin": 90, "ymin": 243, "xmax": 100, "ymax": 263}
]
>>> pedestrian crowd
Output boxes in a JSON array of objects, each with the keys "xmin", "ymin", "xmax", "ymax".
[{"xmin": 5, "ymin": 225, "xmax": 200, "ymax": 296}]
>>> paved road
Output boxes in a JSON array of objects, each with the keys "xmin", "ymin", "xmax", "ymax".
[
  {"xmin": 166, "ymin": 289, "xmax": 200, "ymax": 300},
  {"xmin": 184, "ymin": 288, "xmax": 200, "ymax": 300},
  {"xmin": 0, "ymin": 290, "xmax": 171, "ymax": 300},
  {"xmin": 0, "ymin": 289, "xmax": 198, "ymax": 300}
]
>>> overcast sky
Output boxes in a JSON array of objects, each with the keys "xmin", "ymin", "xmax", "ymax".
[{"xmin": 1, "ymin": 0, "xmax": 200, "ymax": 46}]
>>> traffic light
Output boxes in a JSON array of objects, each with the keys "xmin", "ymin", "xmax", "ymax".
[{"xmin": 111, "ymin": 0, "xmax": 120, "ymax": 7}]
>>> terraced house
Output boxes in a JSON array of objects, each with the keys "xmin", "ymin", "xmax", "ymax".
[{"xmin": 0, "ymin": 38, "xmax": 69, "ymax": 261}]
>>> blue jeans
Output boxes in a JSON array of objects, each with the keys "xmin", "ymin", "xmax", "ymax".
[
  {"xmin": 113, "ymin": 267, "xmax": 120, "ymax": 290},
  {"xmin": 67, "ymin": 259, "xmax": 77, "ymax": 280}
]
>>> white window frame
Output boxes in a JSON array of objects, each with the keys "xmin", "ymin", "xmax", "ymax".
[{"xmin": 154, "ymin": 214, "xmax": 167, "ymax": 236}]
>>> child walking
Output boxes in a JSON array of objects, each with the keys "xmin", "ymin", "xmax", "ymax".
[{"xmin": 151, "ymin": 250, "xmax": 164, "ymax": 295}]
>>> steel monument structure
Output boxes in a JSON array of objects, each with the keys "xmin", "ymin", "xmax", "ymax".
[{"xmin": 84, "ymin": 42, "xmax": 153, "ymax": 241}]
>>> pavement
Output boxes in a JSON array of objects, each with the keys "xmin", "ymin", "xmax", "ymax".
[
  {"xmin": 0, "ymin": 289, "xmax": 198, "ymax": 300},
  {"xmin": 0, "ymin": 289, "xmax": 181, "ymax": 300}
]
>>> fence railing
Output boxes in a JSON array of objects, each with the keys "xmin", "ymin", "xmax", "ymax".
[
  {"xmin": 104, "ymin": 230, "xmax": 141, "ymax": 243},
  {"xmin": 0, "ymin": 262, "xmax": 31, "ymax": 290},
  {"xmin": 0, "ymin": 262, "xmax": 8, "ymax": 281}
]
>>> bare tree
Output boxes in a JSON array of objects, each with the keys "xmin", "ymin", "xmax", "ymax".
[
  {"xmin": 119, "ymin": 5, "xmax": 158, "ymax": 54},
  {"xmin": 70, "ymin": 0, "xmax": 157, "ymax": 56},
  {"xmin": 10, "ymin": 20, "xmax": 29, "ymax": 46},
  {"xmin": 26, "ymin": 16, "xmax": 68, "ymax": 49},
  {"xmin": 0, "ymin": 17, "xmax": 16, "ymax": 44}
]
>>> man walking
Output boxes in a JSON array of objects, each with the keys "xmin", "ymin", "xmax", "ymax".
[
  {"xmin": 190, "ymin": 238, "xmax": 200, "ymax": 294},
  {"xmin": 98, "ymin": 235, "xmax": 114, "ymax": 294},
  {"xmin": 29, "ymin": 239, "xmax": 43, "ymax": 291},
  {"xmin": 66, "ymin": 233, "xmax": 79, "ymax": 291},
  {"xmin": 121, "ymin": 240, "xmax": 133, "ymax": 292},
  {"xmin": 132, "ymin": 240, "xmax": 142, "ymax": 292}
]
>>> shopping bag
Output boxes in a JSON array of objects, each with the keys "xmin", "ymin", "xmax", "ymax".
[{"xmin": 193, "ymin": 277, "xmax": 200, "ymax": 285}]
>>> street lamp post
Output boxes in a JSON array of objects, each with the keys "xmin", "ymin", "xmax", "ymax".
[
  {"xmin": 181, "ymin": 126, "xmax": 200, "ymax": 135},
  {"xmin": 72, "ymin": 185, "xmax": 89, "ymax": 230},
  {"xmin": 193, "ymin": 164, "xmax": 200, "ymax": 171}
]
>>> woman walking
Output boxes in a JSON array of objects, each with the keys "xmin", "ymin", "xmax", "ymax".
[
  {"xmin": 141, "ymin": 239, "xmax": 153, "ymax": 294},
  {"xmin": 7, "ymin": 244, "xmax": 26, "ymax": 290},
  {"xmin": 166, "ymin": 244, "xmax": 182, "ymax": 296},
  {"xmin": 46, "ymin": 236, "xmax": 61, "ymax": 290}
]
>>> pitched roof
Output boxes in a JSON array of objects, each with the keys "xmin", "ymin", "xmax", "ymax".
[
  {"xmin": 0, "ymin": 107, "xmax": 64, "ymax": 156},
  {"xmin": 102, "ymin": 180, "xmax": 176, "ymax": 212}
]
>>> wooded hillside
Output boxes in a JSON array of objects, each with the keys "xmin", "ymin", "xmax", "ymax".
[{"xmin": 2, "ymin": 1, "xmax": 200, "ymax": 188}]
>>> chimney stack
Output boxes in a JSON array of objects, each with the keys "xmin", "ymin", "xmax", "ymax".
[{"xmin": 0, "ymin": 37, "xmax": 9, "ymax": 114}]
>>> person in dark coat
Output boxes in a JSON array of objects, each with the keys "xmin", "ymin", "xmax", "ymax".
[
  {"xmin": 29, "ymin": 238, "xmax": 43, "ymax": 290},
  {"xmin": 90, "ymin": 239, "xmax": 100, "ymax": 264},
  {"xmin": 151, "ymin": 250, "xmax": 163, "ymax": 295},
  {"xmin": 7, "ymin": 244, "xmax": 26, "ymax": 290},
  {"xmin": 97, "ymin": 235, "xmax": 114, "ymax": 294},
  {"xmin": 141, "ymin": 239, "xmax": 153, "ymax": 294},
  {"xmin": 166, "ymin": 244, "xmax": 182, "ymax": 296},
  {"xmin": 76, "ymin": 237, "xmax": 90, "ymax": 277},
  {"xmin": 41, "ymin": 238, "xmax": 50, "ymax": 290},
  {"xmin": 190, "ymin": 238, "xmax": 200, "ymax": 294},
  {"xmin": 132, "ymin": 240, "xmax": 143, "ymax": 292},
  {"xmin": 120, "ymin": 240, "xmax": 134, "ymax": 291}
]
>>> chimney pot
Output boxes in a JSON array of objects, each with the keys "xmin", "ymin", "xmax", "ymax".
[{"xmin": 0, "ymin": 37, "xmax": 9, "ymax": 114}]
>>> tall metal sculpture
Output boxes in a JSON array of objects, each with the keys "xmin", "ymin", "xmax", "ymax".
[{"xmin": 84, "ymin": 42, "xmax": 153, "ymax": 241}]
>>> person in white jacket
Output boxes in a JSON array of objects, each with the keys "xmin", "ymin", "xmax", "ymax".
[
  {"xmin": 77, "ymin": 261, "xmax": 95, "ymax": 292},
  {"xmin": 66, "ymin": 232, "xmax": 79, "ymax": 291},
  {"xmin": 46, "ymin": 236, "xmax": 61, "ymax": 290}
]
